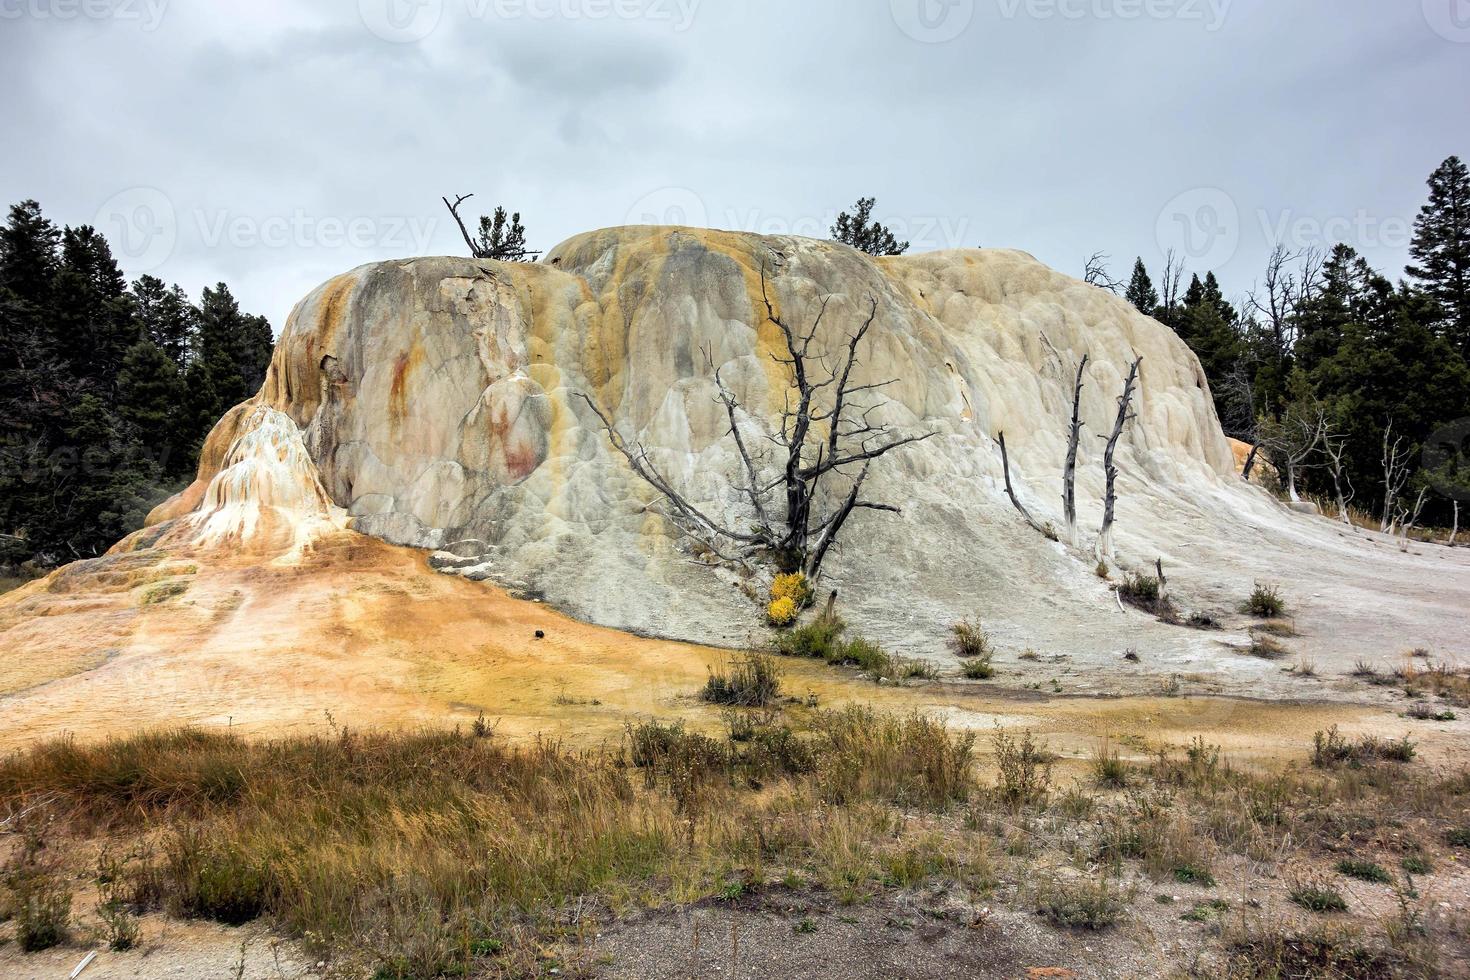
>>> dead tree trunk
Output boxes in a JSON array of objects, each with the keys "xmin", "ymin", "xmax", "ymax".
[
  {"xmin": 998, "ymin": 432, "xmax": 1056, "ymax": 541},
  {"xmin": 580, "ymin": 262, "xmax": 932, "ymax": 581},
  {"xmin": 1062, "ymin": 355, "xmax": 1089, "ymax": 548},
  {"xmin": 1451, "ymin": 501, "xmax": 1460, "ymax": 546},
  {"xmin": 1241, "ymin": 444, "xmax": 1261, "ymax": 482},
  {"xmin": 1381, "ymin": 420, "xmax": 1411, "ymax": 533},
  {"xmin": 1323, "ymin": 431, "xmax": 1354, "ymax": 525},
  {"xmin": 1096, "ymin": 356, "xmax": 1142, "ymax": 562}
]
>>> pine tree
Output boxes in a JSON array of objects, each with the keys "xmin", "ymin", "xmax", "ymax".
[
  {"xmin": 132, "ymin": 274, "xmax": 197, "ymax": 368},
  {"xmin": 1172, "ymin": 273, "xmax": 1245, "ymax": 423},
  {"xmin": 197, "ymin": 282, "xmax": 253, "ymax": 416},
  {"xmin": 474, "ymin": 207, "xmax": 536, "ymax": 261},
  {"xmin": 117, "ymin": 338, "xmax": 188, "ymax": 476},
  {"xmin": 831, "ymin": 197, "xmax": 910, "ymax": 256},
  {"xmin": 1125, "ymin": 258, "xmax": 1159, "ymax": 315},
  {"xmin": 1407, "ymin": 155, "xmax": 1470, "ymax": 357},
  {"xmin": 52, "ymin": 225, "xmax": 137, "ymax": 395}
]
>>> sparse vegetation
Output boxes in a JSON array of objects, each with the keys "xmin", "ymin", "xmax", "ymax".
[
  {"xmin": 702, "ymin": 653, "xmax": 784, "ymax": 707},
  {"xmin": 1116, "ymin": 571, "xmax": 1180, "ymax": 622},
  {"xmin": 1091, "ymin": 739, "xmax": 1130, "ymax": 789},
  {"xmin": 1036, "ymin": 874, "xmax": 1127, "ymax": 930},
  {"xmin": 992, "ymin": 729, "xmax": 1053, "ymax": 809},
  {"xmin": 1335, "ymin": 859, "xmax": 1392, "ymax": 884},
  {"xmin": 1311, "ymin": 726, "xmax": 1416, "ymax": 767},
  {"xmin": 947, "ymin": 619, "xmax": 991, "ymax": 659},
  {"xmin": 772, "ymin": 617, "xmax": 895, "ymax": 680},
  {"xmin": 2, "ymin": 707, "xmax": 1467, "ymax": 973},
  {"xmin": 960, "ymin": 657, "xmax": 996, "ymax": 680},
  {"xmin": 2, "ymin": 828, "xmax": 72, "ymax": 952},
  {"xmin": 1244, "ymin": 582, "xmax": 1286, "ymax": 618},
  {"xmin": 1248, "ymin": 634, "xmax": 1291, "ymax": 660},
  {"xmin": 1255, "ymin": 618, "xmax": 1299, "ymax": 637},
  {"xmin": 1288, "ymin": 876, "xmax": 1349, "ymax": 913}
]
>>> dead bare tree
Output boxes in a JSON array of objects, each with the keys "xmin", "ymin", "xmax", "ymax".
[
  {"xmin": 1322, "ymin": 428, "xmax": 1355, "ymax": 525},
  {"xmin": 1246, "ymin": 244, "xmax": 1323, "ymax": 377},
  {"xmin": 1158, "ymin": 248, "xmax": 1186, "ymax": 317},
  {"xmin": 1381, "ymin": 420, "xmax": 1412, "ymax": 533},
  {"xmin": 1084, "ymin": 253, "xmax": 1123, "ymax": 293},
  {"xmin": 1062, "ymin": 355, "xmax": 1089, "ymax": 547},
  {"xmin": 1096, "ymin": 356, "xmax": 1143, "ymax": 562},
  {"xmin": 1215, "ymin": 360, "xmax": 1262, "ymax": 479},
  {"xmin": 580, "ymin": 264, "xmax": 932, "ymax": 580},
  {"xmin": 1398, "ymin": 485, "xmax": 1429, "ymax": 551},
  {"xmin": 1258, "ymin": 399, "xmax": 1329, "ymax": 504},
  {"xmin": 997, "ymin": 433, "xmax": 1057, "ymax": 541}
]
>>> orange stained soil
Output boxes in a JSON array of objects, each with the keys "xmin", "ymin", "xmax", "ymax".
[{"xmin": 0, "ymin": 531, "xmax": 1462, "ymax": 774}]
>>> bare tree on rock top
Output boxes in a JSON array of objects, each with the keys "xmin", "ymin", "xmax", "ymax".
[
  {"xmin": 831, "ymin": 197, "xmax": 910, "ymax": 256},
  {"xmin": 581, "ymin": 262, "xmax": 932, "ymax": 580},
  {"xmin": 1084, "ymin": 252, "xmax": 1123, "ymax": 293},
  {"xmin": 442, "ymin": 193, "xmax": 540, "ymax": 261}
]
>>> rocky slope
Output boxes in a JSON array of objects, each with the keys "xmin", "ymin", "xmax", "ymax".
[{"xmin": 16, "ymin": 226, "xmax": 1470, "ymax": 697}]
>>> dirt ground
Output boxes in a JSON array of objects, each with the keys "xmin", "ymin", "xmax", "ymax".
[{"xmin": 1, "ymin": 531, "xmax": 1463, "ymax": 770}]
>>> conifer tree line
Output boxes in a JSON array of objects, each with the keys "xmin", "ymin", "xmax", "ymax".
[
  {"xmin": 0, "ymin": 199, "xmax": 273, "ymax": 567},
  {"xmin": 1124, "ymin": 156, "xmax": 1470, "ymax": 530}
]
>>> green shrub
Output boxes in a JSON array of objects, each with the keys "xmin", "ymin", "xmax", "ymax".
[
  {"xmin": 1173, "ymin": 865, "xmax": 1216, "ymax": 887},
  {"xmin": 773, "ymin": 618, "xmax": 893, "ymax": 678},
  {"xmin": 1036, "ymin": 874, "xmax": 1127, "ymax": 930},
  {"xmin": 961, "ymin": 657, "xmax": 996, "ymax": 680},
  {"xmin": 702, "ymin": 653, "xmax": 783, "ymax": 707},
  {"xmin": 1244, "ymin": 582, "xmax": 1285, "ymax": 618},
  {"xmin": 3, "ymin": 829, "xmax": 72, "ymax": 952},
  {"xmin": 992, "ymin": 729, "xmax": 1052, "ymax": 809},
  {"xmin": 1289, "ymin": 879, "xmax": 1347, "ymax": 914},
  {"xmin": 161, "ymin": 830, "xmax": 271, "ymax": 925},
  {"xmin": 1401, "ymin": 855, "xmax": 1433, "ymax": 875},
  {"xmin": 1119, "ymin": 573, "xmax": 1160, "ymax": 606},
  {"xmin": 1335, "ymin": 860, "xmax": 1391, "ymax": 884},
  {"xmin": 1092, "ymin": 742, "xmax": 1129, "ymax": 789}
]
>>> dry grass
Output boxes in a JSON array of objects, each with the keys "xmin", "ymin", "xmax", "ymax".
[{"xmin": 1, "ymin": 711, "xmax": 1466, "ymax": 976}]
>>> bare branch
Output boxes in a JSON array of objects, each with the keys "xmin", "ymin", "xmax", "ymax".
[{"xmin": 997, "ymin": 432, "xmax": 1057, "ymax": 541}]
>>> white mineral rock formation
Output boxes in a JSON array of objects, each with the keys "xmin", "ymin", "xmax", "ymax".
[
  {"xmin": 156, "ymin": 405, "xmax": 345, "ymax": 560},
  {"xmin": 142, "ymin": 227, "xmax": 1470, "ymax": 676}
]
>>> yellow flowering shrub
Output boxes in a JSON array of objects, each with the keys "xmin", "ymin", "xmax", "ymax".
[
  {"xmin": 771, "ymin": 572, "xmax": 814, "ymax": 608},
  {"xmin": 767, "ymin": 596, "xmax": 799, "ymax": 627}
]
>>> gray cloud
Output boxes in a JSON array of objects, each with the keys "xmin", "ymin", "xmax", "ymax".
[{"xmin": 2, "ymin": 0, "xmax": 1466, "ymax": 326}]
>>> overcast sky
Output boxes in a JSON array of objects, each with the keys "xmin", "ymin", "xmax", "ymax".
[{"xmin": 3, "ymin": 0, "xmax": 1468, "ymax": 326}]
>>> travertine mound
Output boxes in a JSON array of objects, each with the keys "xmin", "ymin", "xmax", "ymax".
[{"xmin": 141, "ymin": 227, "xmax": 1469, "ymax": 667}]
